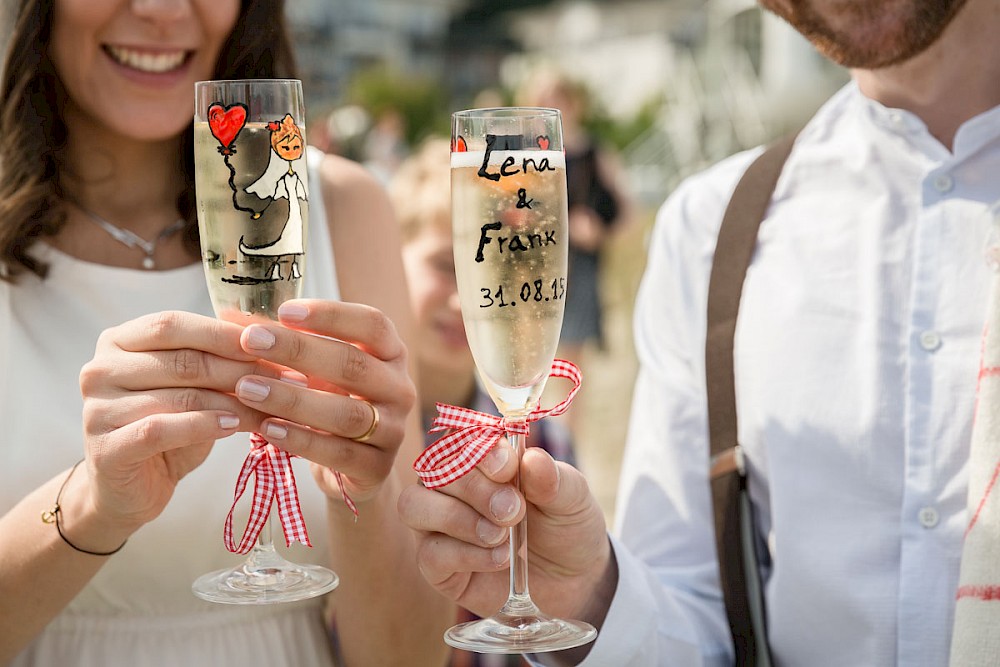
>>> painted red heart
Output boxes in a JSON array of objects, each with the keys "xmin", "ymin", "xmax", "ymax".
[
  {"xmin": 536, "ymin": 135, "xmax": 550, "ymax": 150},
  {"xmin": 452, "ymin": 135, "xmax": 468, "ymax": 152},
  {"xmin": 207, "ymin": 103, "xmax": 247, "ymax": 148}
]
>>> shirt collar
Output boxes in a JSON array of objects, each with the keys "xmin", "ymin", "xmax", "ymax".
[{"xmin": 853, "ymin": 79, "xmax": 1000, "ymax": 160}]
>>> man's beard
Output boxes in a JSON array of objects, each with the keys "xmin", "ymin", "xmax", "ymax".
[{"xmin": 759, "ymin": 0, "xmax": 968, "ymax": 69}]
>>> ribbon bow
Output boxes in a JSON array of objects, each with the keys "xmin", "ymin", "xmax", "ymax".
[
  {"xmin": 224, "ymin": 433, "xmax": 313, "ymax": 554},
  {"xmin": 414, "ymin": 360, "xmax": 581, "ymax": 488}
]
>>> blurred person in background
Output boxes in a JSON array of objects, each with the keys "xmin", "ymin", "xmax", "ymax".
[
  {"xmin": 0, "ymin": 1, "xmax": 451, "ymax": 665},
  {"xmin": 516, "ymin": 70, "xmax": 633, "ymax": 395}
]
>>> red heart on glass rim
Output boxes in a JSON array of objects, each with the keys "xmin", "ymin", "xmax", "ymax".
[
  {"xmin": 207, "ymin": 103, "xmax": 247, "ymax": 148},
  {"xmin": 536, "ymin": 135, "xmax": 550, "ymax": 150}
]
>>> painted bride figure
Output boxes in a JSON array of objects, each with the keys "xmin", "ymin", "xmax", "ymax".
[{"xmin": 242, "ymin": 113, "xmax": 306, "ymax": 281}]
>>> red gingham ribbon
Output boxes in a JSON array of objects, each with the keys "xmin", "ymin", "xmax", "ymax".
[
  {"xmin": 224, "ymin": 433, "xmax": 313, "ymax": 554},
  {"xmin": 413, "ymin": 360, "xmax": 581, "ymax": 488}
]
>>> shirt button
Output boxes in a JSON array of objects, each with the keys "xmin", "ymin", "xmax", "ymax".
[
  {"xmin": 933, "ymin": 174, "xmax": 954, "ymax": 193},
  {"xmin": 919, "ymin": 507, "xmax": 939, "ymax": 528},
  {"xmin": 919, "ymin": 330, "xmax": 942, "ymax": 351}
]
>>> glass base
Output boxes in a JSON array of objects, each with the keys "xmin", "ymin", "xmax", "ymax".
[
  {"xmin": 192, "ymin": 554, "xmax": 338, "ymax": 605},
  {"xmin": 444, "ymin": 610, "xmax": 597, "ymax": 654}
]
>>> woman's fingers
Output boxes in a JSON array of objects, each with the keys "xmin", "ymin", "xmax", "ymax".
[
  {"xmin": 101, "ymin": 310, "xmax": 253, "ymax": 359},
  {"xmin": 252, "ymin": 418, "xmax": 394, "ymax": 487},
  {"xmin": 276, "ymin": 299, "xmax": 405, "ymax": 361},
  {"xmin": 233, "ymin": 375, "xmax": 397, "ymax": 445},
  {"xmin": 238, "ymin": 324, "xmax": 402, "ymax": 403},
  {"xmin": 93, "ymin": 410, "xmax": 240, "ymax": 466},
  {"xmin": 82, "ymin": 311, "xmax": 275, "ymax": 396},
  {"xmin": 83, "ymin": 387, "xmax": 265, "ymax": 435}
]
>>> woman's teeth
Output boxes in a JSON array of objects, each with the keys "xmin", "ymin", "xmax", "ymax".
[{"xmin": 106, "ymin": 46, "xmax": 186, "ymax": 73}]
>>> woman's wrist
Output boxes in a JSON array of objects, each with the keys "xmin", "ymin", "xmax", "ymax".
[{"xmin": 49, "ymin": 462, "xmax": 134, "ymax": 556}]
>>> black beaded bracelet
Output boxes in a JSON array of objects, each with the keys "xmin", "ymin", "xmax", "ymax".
[{"xmin": 41, "ymin": 460, "xmax": 127, "ymax": 557}]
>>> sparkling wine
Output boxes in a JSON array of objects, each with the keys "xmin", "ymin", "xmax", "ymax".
[
  {"xmin": 194, "ymin": 121, "xmax": 309, "ymax": 321},
  {"xmin": 451, "ymin": 149, "xmax": 568, "ymax": 415}
]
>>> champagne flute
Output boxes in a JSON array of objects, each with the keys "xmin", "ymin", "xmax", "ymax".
[
  {"xmin": 190, "ymin": 79, "xmax": 338, "ymax": 604},
  {"xmin": 447, "ymin": 107, "xmax": 597, "ymax": 652}
]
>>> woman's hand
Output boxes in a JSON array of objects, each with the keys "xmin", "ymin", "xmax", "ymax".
[
  {"xmin": 78, "ymin": 310, "xmax": 272, "ymax": 544},
  {"xmin": 398, "ymin": 443, "xmax": 615, "ymax": 624},
  {"xmin": 231, "ymin": 298, "xmax": 416, "ymax": 504}
]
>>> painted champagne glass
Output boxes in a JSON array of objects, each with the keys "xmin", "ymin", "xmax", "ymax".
[
  {"xmin": 448, "ymin": 108, "xmax": 597, "ymax": 652},
  {"xmin": 190, "ymin": 79, "xmax": 338, "ymax": 604}
]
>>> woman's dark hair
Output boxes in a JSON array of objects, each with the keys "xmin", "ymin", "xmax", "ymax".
[{"xmin": 0, "ymin": 0, "xmax": 297, "ymax": 281}]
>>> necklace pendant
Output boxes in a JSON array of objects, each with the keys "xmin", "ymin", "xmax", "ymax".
[{"xmin": 142, "ymin": 256, "xmax": 155, "ymax": 270}]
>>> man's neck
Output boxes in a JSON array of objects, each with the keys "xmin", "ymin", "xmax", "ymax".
[{"xmin": 853, "ymin": 0, "xmax": 1000, "ymax": 150}]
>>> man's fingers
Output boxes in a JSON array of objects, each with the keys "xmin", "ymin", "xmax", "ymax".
[
  {"xmin": 521, "ymin": 447, "xmax": 593, "ymax": 517},
  {"xmin": 398, "ymin": 484, "xmax": 509, "ymax": 548},
  {"xmin": 476, "ymin": 440, "xmax": 519, "ymax": 483}
]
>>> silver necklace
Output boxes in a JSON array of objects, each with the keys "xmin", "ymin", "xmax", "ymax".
[{"xmin": 77, "ymin": 206, "xmax": 187, "ymax": 270}]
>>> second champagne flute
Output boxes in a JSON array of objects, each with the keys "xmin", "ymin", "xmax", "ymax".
[
  {"xmin": 447, "ymin": 107, "xmax": 597, "ymax": 652},
  {"xmin": 190, "ymin": 78, "xmax": 338, "ymax": 604}
]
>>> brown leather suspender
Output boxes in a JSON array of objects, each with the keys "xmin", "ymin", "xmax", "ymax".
[{"xmin": 706, "ymin": 134, "xmax": 797, "ymax": 666}]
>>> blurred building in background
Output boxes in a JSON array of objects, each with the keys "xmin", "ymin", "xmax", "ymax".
[{"xmin": 288, "ymin": 0, "xmax": 847, "ymax": 205}]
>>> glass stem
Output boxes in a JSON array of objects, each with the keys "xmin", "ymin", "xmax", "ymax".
[
  {"xmin": 501, "ymin": 429, "xmax": 541, "ymax": 617},
  {"xmin": 259, "ymin": 510, "xmax": 273, "ymax": 548},
  {"xmin": 247, "ymin": 500, "xmax": 283, "ymax": 573}
]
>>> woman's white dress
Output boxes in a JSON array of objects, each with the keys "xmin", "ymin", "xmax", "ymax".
[{"xmin": 1, "ymin": 148, "xmax": 342, "ymax": 666}]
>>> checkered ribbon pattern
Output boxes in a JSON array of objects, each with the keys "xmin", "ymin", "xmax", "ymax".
[
  {"xmin": 413, "ymin": 359, "xmax": 581, "ymax": 489},
  {"xmin": 950, "ymin": 266, "xmax": 1000, "ymax": 665},
  {"xmin": 224, "ymin": 433, "xmax": 313, "ymax": 554}
]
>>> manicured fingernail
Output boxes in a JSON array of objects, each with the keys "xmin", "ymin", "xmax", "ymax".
[
  {"xmin": 245, "ymin": 325, "xmax": 275, "ymax": 350},
  {"xmin": 218, "ymin": 414, "xmax": 240, "ymax": 429},
  {"xmin": 476, "ymin": 518, "xmax": 506, "ymax": 546},
  {"xmin": 237, "ymin": 378, "xmax": 270, "ymax": 401},
  {"xmin": 278, "ymin": 302, "xmax": 308, "ymax": 322},
  {"xmin": 481, "ymin": 444, "xmax": 509, "ymax": 476},
  {"xmin": 279, "ymin": 370, "xmax": 309, "ymax": 387},
  {"xmin": 265, "ymin": 422, "xmax": 288, "ymax": 440},
  {"xmin": 491, "ymin": 545, "xmax": 510, "ymax": 566},
  {"xmin": 490, "ymin": 488, "xmax": 520, "ymax": 523}
]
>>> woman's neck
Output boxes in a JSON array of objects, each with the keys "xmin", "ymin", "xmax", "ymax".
[
  {"xmin": 62, "ymin": 105, "xmax": 186, "ymax": 230},
  {"xmin": 53, "ymin": 104, "xmax": 194, "ymax": 270}
]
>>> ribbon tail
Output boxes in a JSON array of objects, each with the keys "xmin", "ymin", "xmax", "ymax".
[
  {"xmin": 267, "ymin": 443, "xmax": 313, "ymax": 548},
  {"xmin": 332, "ymin": 471, "xmax": 358, "ymax": 520},
  {"xmin": 224, "ymin": 440, "xmax": 273, "ymax": 555}
]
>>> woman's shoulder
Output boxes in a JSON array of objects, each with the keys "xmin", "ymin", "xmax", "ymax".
[
  {"xmin": 313, "ymin": 150, "xmax": 391, "ymax": 209},
  {"xmin": 310, "ymin": 149, "xmax": 395, "ymax": 241}
]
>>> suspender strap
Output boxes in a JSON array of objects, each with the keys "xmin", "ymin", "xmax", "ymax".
[{"xmin": 706, "ymin": 134, "xmax": 797, "ymax": 666}]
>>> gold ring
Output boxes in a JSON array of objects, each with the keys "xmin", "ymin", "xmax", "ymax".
[{"xmin": 351, "ymin": 400, "xmax": 380, "ymax": 443}]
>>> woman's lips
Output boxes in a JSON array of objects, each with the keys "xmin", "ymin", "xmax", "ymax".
[{"xmin": 104, "ymin": 45, "xmax": 190, "ymax": 74}]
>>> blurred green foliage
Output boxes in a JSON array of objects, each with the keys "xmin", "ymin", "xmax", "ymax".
[
  {"xmin": 346, "ymin": 67, "xmax": 450, "ymax": 145},
  {"xmin": 345, "ymin": 65, "xmax": 661, "ymax": 155},
  {"xmin": 584, "ymin": 95, "xmax": 664, "ymax": 152}
]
